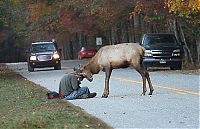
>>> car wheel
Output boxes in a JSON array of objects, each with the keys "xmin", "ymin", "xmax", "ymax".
[
  {"xmin": 28, "ymin": 64, "xmax": 34, "ymax": 72},
  {"xmin": 54, "ymin": 63, "xmax": 61, "ymax": 70}
]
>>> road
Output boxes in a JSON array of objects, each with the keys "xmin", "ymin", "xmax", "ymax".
[{"xmin": 7, "ymin": 60, "xmax": 199, "ymax": 129}]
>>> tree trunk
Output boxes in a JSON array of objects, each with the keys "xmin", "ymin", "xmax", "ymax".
[
  {"xmin": 108, "ymin": 29, "xmax": 112, "ymax": 45},
  {"xmin": 120, "ymin": 20, "xmax": 129, "ymax": 43},
  {"xmin": 172, "ymin": 19, "xmax": 180, "ymax": 44},
  {"xmin": 171, "ymin": 19, "xmax": 194, "ymax": 66},
  {"xmin": 196, "ymin": 37, "xmax": 200, "ymax": 65},
  {"xmin": 178, "ymin": 22, "xmax": 194, "ymax": 65},
  {"xmin": 111, "ymin": 25, "xmax": 117, "ymax": 45},
  {"xmin": 134, "ymin": 14, "xmax": 140, "ymax": 42},
  {"xmin": 128, "ymin": 17, "xmax": 135, "ymax": 42}
]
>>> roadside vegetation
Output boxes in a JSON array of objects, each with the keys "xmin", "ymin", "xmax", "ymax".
[{"xmin": 0, "ymin": 64, "xmax": 112, "ymax": 129}]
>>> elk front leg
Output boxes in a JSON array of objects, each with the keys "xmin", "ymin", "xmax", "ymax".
[{"xmin": 102, "ymin": 67, "xmax": 112, "ymax": 98}]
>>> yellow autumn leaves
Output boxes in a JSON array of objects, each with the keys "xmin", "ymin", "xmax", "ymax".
[{"xmin": 166, "ymin": 0, "xmax": 200, "ymax": 17}]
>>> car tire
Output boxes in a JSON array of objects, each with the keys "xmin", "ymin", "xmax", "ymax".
[
  {"xmin": 28, "ymin": 64, "xmax": 34, "ymax": 72},
  {"xmin": 54, "ymin": 63, "xmax": 61, "ymax": 70}
]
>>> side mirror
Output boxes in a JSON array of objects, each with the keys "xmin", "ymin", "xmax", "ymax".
[
  {"xmin": 58, "ymin": 48, "xmax": 62, "ymax": 58},
  {"xmin": 25, "ymin": 49, "xmax": 30, "ymax": 53},
  {"xmin": 179, "ymin": 41, "xmax": 185, "ymax": 46}
]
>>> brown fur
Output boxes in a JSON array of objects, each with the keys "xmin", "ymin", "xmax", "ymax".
[{"xmin": 80, "ymin": 43, "xmax": 154, "ymax": 97}]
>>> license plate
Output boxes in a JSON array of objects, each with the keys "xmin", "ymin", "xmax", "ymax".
[
  {"xmin": 38, "ymin": 55, "xmax": 51, "ymax": 61},
  {"xmin": 160, "ymin": 59, "xmax": 166, "ymax": 63},
  {"xmin": 88, "ymin": 53, "xmax": 93, "ymax": 55}
]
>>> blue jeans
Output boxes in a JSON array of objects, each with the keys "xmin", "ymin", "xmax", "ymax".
[{"xmin": 64, "ymin": 87, "xmax": 90, "ymax": 100}]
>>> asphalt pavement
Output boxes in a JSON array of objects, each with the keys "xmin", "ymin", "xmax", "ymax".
[{"xmin": 7, "ymin": 60, "xmax": 200, "ymax": 129}]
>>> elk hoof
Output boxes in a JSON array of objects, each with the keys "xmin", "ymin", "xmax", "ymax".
[
  {"xmin": 102, "ymin": 95, "xmax": 108, "ymax": 98},
  {"xmin": 148, "ymin": 90, "xmax": 154, "ymax": 95},
  {"xmin": 148, "ymin": 92, "xmax": 152, "ymax": 95},
  {"xmin": 140, "ymin": 93, "xmax": 145, "ymax": 96}
]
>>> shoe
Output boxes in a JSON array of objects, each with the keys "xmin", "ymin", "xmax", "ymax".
[
  {"xmin": 87, "ymin": 92, "xmax": 97, "ymax": 98},
  {"xmin": 77, "ymin": 94, "xmax": 88, "ymax": 99}
]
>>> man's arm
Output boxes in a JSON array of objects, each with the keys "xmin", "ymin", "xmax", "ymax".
[{"xmin": 71, "ymin": 75, "xmax": 81, "ymax": 90}]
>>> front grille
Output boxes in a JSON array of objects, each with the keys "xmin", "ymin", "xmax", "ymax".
[
  {"xmin": 37, "ymin": 55, "xmax": 52, "ymax": 61},
  {"xmin": 152, "ymin": 50, "xmax": 172, "ymax": 58}
]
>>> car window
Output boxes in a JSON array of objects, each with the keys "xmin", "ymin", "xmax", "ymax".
[
  {"xmin": 31, "ymin": 43, "xmax": 56, "ymax": 52},
  {"xmin": 144, "ymin": 35, "xmax": 178, "ymax": 46}
]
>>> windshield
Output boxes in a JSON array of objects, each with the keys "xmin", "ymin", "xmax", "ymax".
[
  {"xmin": 143, "ymin": 35, "xmax": 178, "ymax": 46},
  {"xmin": 31, "ymin": 43, "xmax": 56, "ymax": 52}
]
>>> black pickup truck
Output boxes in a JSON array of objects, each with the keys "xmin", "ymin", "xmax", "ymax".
[
  {"xmin": 27, "ymin": 41, "xmax": 61, "ymax": 72},
  {"xmin": 140, "ymin": 33, "xmax": 182, "ymax": 70}
]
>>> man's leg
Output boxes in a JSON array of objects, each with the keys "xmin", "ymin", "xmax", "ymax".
[
  {"xmin": 76, "ymin": 87, "xmax": 90, "ymax": 98},
  {"xmin": 77, "ymin": 87, "xmax": 97, "ymax": 99},
  {"xmin": 65, "ymin": 87, "xmax": 90, "ymax": 100},
  {"xmin": 64, "ymin": 90, "xmax": 78, "ymax": 100}
]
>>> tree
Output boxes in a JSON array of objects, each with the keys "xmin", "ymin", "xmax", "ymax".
[
  {"xmin": 166, "ymin": 0, "xmax": 200, "ymax": 20},
  {"xmin": 166, "ymin": 0, "xmax": 200, "ymax": 66},
  {"xmin": 0, "ymin": 0, "xmax": 28, "ymax": 62}
]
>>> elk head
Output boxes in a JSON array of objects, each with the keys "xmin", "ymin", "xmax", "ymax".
[{"xmin": 73, "ymin": 65, "xmax": 93, "ymax": 82}]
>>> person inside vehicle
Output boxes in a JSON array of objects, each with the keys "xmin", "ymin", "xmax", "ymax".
[{"xmin": 59, "ymin": 70, "xmax": 96, "ymax": 100}]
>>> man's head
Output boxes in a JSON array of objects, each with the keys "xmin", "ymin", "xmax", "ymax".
[
  {"xmin": 73, "ymin": 65, "xmax": 81, "ymax": 73},
  {"xmin": 75, "ymin": 73, "xmax": 84, "ymax": 81},
  {"xmin": 73, "ymin": 65, "xmax": 93, "ymax": 82}
]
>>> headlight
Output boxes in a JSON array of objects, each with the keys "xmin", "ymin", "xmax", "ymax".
[
  {"xmin": 144, "ymin": 50, "xmax": 152, "ymax": 57},
  {"xmin": 173, "ymin": 49, "xmax": 180, "ymax": 53},
  {"xmin": 53, "ymin": 53, "xmax": 60, "ymax": 59},
  {"xmin": 172, "ymin": 49, "xmax": 181, "ymax": 56},
  {"xmin": 30, "ymin": 56, "xmax": 37, "ymax": 60},
  {"xmin": 172, "ymin": 53, "xmax": 181, "ymax": 56}
]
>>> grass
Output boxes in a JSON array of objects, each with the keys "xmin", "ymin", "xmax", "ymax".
[
  {"xmin": 180, "ymin": 69, "xmax": 200, "ymax": 75},
  {"xmin": 0, "ymin": 64, "xmax": 113, "ymax": 129}
]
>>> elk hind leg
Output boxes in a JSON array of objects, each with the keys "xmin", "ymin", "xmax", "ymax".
[
  {"xmin": 144, "ymin": 69, "xmax": 154, "ymax": 95},
  {"xmin": 136, "ymin": 68, "xmax": 147, "ymax": 96}
]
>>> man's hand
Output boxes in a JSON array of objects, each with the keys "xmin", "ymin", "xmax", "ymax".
[{"xmin": 71, "ymin": 72, "xmax": 84, "ymax": 81}]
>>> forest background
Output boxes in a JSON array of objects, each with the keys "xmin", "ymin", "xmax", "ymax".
[{"xmin": 0, "ymin": 0, "xmax": 199, "ymax": 68}]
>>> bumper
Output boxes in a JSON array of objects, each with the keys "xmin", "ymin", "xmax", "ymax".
[
  {"xmin": 143, "ymin": 58, "xmax": 182, "ymax": 67},
  {"xmin": 80, "ymin": 54, "xmax": 95, "ymax": 59},
  {"xmin": 29, "ymin": 59, "xmax": 61, "ymax": 68}
]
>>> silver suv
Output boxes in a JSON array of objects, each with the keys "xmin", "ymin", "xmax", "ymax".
[{"xmin": 27, "ymin": 41, "xmax": 61, "ymax": 72}]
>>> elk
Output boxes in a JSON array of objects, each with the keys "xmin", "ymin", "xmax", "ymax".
[{"xmin": 78, "ymin": 43, "xmax": 154, "ymax": 98}]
